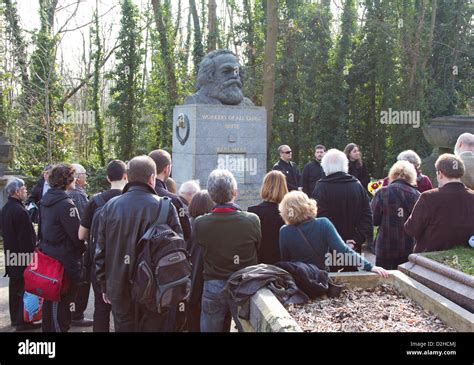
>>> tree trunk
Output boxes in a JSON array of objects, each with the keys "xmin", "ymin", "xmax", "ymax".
[
  {"xmin": 243, "ymin": 0, "xmax": 255, "ymax": 66},
  {"xmin": 408, "ymin": 0, "xmax": 426, "ymax": 90},
  {"xmin": 3, "ymin": 0, "xmax": 31, "ymax": 107},
  {"xmin": 207, "ymin": 0, "xmax": 217, "ymax": 52},
  {"xmin": 189, "ymin": 0, "xmax": 204, "ymax": 69},
  {"xmin": 151, "ymin": 0, "xmax": 178, "ymax": 101},
  {"xmin": 262, "ymin": 0, "xmax": 278, "ymax": 145}
]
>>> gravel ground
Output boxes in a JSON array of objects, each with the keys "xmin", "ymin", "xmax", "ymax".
[{"xmin": 288, "ymin": 284, "xmax": 455, "ymax": 332}]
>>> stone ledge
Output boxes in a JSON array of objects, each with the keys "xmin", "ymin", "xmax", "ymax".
[
  {"xmin": 399, "ymin": 254, "xmax": 474, "ymax": 313},
  {"xmin": 239, "ymin": 288, "xmax": 302, "ymax": 332}
]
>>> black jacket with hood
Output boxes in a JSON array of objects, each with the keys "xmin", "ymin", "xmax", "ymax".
[
  {"xmin": 312, "ymin": 172, "xmax": 373, "ymax": 252},
  {"xmin": 38, "ymin": 188, "xmax": 85, "ymax": 283}
]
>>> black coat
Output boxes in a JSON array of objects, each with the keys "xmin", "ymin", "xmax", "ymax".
[
  {"xmin": 68, "ymin": 186, "xmax": 88, "ymax": 219},
  {"xmin": 155, "ymin": 179, "xmax": 191, "ymax": 241},
  {"xmin": 301, "ymin": 160, "xmax": 325, "ymax": 196},
  {"xmin": 95, "ymin": 182, "xmax": 183, "ymax": 312},
  {"xmin": 348, "ymin": 160, "xmax": 370, "ymax": 192},
  {"xmin": 0, "ymin": 197, "xmax": 37, "ymax": 278},
  {"xmin": 275, "ymin": 261, "xmax": 329, "ymax": 299},
  {"xmin": 272, "ymin": 159, "xmax": 301, "ymax": 191},
  {"xmin": 248, "ymin": 201, "xmax": 284, "ymax": 264},
  {"xmin": 27, "ymin": 177, "xmax": 44, "ymax": 206},
  {"xmin": 38, "ymin": 188, "xmax": 85, "ymax": 283},
  {"xmin": 187, "ymin": 217, "xmax": 203, "ymax": 332},
  {"xmin": 26, "ymin": 177, "xmax": 46, "ymax": 224},
  {"xmin": 312, "ymin": 172, "xmax": 373, "ymax": 252}
]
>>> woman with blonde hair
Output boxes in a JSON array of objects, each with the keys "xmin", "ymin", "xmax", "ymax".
[
  {"xmin": 248, "ymin": 171, "xmax": 288, "ymax": 264},
  {"xmin": 371, "ymin": 160, "xmax": 421, "ymax": 269},
  {"xmin": 278, "ymin": 191, "xmax": 388, "ymax": 277}
]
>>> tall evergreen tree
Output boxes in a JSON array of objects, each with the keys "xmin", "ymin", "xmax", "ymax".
[
  {"xmin": 108, "ymin": 0, "xmax": 143, "ymax": 161},
  {"xmin": 90, "ymin": 5, "xmax": 106, "ymax": 165},
  {"xmin": 319, "ymin": 0, "xmax": 356, "ymax": 150}
]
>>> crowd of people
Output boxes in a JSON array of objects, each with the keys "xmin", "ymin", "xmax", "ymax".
[{"xmin": 1, "ymin": 132, "xmax": 473, "ymax": 333}]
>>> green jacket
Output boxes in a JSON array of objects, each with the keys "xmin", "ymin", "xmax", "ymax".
[{"xmin": 195, "ymin": 210, "xmax": 261, "ymax": 280}]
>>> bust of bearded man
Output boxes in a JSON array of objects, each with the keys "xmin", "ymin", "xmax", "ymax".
[{"xmin": 184, "ymin": 49, "xmax": 254, "ymax": 106}]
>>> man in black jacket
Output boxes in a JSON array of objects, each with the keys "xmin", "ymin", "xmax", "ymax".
[
  {"xmin": 272, "ymin": 145, "xmax": 301, "ymax": 191},
  {"xmin": 78, "ymin": 160, "xmax": 128, "ymax": 332},
  {"xmin": 149, "ymin": 149, "xmax": 191, "ymax": 241},
  {"xmin": 0, "ymin": 178, "xmax": 38, "ymax": 331},
  {"xmin": 302, "ymin": 145, "xmax": 326, "ymax": 196},
  {"xmin": 26, "ymin": 164, "xmax": 52, "ymax": 223},
  {"xmin": 312, "ymin": 149, "xmax": 373, "ymax": 271},
  {"xmin": 95, "ymin": 156, "xmax": 183, "ymax": 332},
  {"xmin": 68, "ymin": 163, "xmax": 92, "ymax": 327}
]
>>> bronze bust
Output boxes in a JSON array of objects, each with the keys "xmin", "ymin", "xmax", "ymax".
[{"xmin": 184, "ymin": 49, "xmax": 254, "ymax": 106}]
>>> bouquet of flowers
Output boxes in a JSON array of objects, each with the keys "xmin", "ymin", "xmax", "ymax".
[{"xmin": 368, "ymin": 179, "xmax": 383, "ymax": 196}]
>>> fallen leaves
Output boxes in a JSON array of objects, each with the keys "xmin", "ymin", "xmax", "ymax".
[{"xmin": 288, "ymin": 284, "xmax": 455, "ymax": 332}]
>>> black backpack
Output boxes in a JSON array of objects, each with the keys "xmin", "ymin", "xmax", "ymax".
[
  {"xmin": 131, "ymin": 197, "xmax": 192, "ymax": 314},
  {"xmin": 85, "ymin": 194, "xmax": 106, "ymax": 267}
]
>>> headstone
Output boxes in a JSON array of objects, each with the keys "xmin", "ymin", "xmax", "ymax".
[
  {"xmin": 172, "ymin": 49, "xmax": 267, "ymax": 209},
  {"xmin": 172, "ymin": 104, "xmax": 266, "ymax": 209}
]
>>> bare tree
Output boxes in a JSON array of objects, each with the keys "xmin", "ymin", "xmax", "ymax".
[{"xmin": 207, "ymin": 0, "xmax": 217, "ymax": 52}]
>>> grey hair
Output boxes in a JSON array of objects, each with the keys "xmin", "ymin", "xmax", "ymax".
[
  {"xmin": 6, "ymin": 177, "xmax": 25, "ymax": 197},
  {"xmin": 179, "ymin": 180, "xmax": 200, "ymax": 197},
  {"xmin": 207, "ymin": 169, "xmax": 237, "ymax": 204},
  {"xmin": 454, "ymin": 133, "xmax": 474, "ymax": 156},
  {"xmin": 397, "ymin": 150, "xmax": 421, "ymax": 168},
  {"xmin": 321, "ymin": 149, "xmax": 349, "ymax": 175},
  {"xmin": 71, "ymin": 163, "xmax": 86, "ymax": 174}
]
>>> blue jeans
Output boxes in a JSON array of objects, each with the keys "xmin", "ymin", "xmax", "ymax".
[{"xmin": 200, "ymin": 280, "xmax": 231, "ymax": 332}]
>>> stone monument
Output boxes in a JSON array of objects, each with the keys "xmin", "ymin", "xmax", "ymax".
[
  {"xmin": 422, "ymin": 115, "xmax": 474, "ymax": 183},
  {"xmin": 0, "ymin": 134, "xmax": 14, "ymax": 208},
  {"xmin": 173, "ymin": 49, "xmax": 267, "ymax": 209}
]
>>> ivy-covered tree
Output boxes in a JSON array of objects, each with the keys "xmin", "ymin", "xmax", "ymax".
[
  {"xmin": 108, "ymin": 0, "xmax": 144, "ymax": 161},
  {"xmin": 90, "ymin": 6, "xmax": 106, "ymax": 166}
]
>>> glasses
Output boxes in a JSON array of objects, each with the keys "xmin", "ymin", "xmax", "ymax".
[{"xmin": 282, "ymin": 151, "xmax": 292, "ymax": 154}]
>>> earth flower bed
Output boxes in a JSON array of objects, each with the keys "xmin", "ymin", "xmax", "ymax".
[
  {"xmin": 288, "ymin": 284, "xmax": 454, "ymax": 332},
  {"xmin": 240, "ymin": 271, "xmax": 473, "ymax": 332}
]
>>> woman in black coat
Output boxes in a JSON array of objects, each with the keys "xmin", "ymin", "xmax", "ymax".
[
  {"xmin": 186, "ymin": 190, "xmax": 215, "ymax": 332},
  {"xmin": 344, "ymin": 143, "xmax": 370, "ymax": 191},
  {"xmin": 248, "ymin": 171, "xmax": 288, "ymax": 264},
  {"xmin": 38, "ymin": 164, "xmax": 85, "ymax": 332}
]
